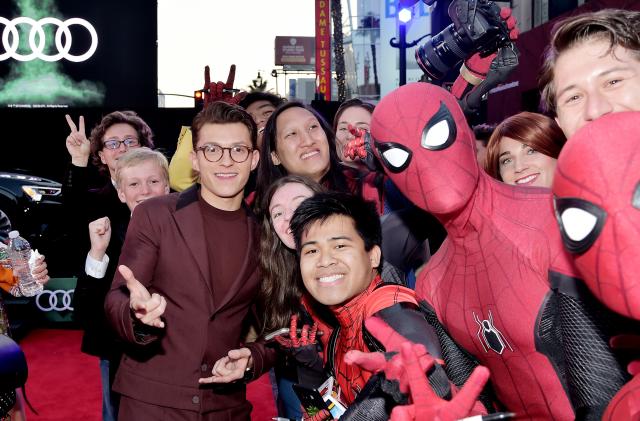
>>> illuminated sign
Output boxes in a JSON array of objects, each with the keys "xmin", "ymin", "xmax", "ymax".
[
  {"xmin": 0, "ymin": 0, "xmax": 156, "ymax": 109},
  {"xmin": 275, "ymin": 36, "xmax": 315, "ymax": 69},
  {"xmin": 315, "ymin": 0, "xmax": 331, "ymax": 101},
  {"xmin": 0, "ymin": 16, "xmax": 97, "ymax": 62}
]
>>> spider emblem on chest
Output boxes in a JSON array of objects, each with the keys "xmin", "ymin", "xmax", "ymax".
[{"xmin": 473, "ymin": 310, "xmax": 513, "ymax": 355}]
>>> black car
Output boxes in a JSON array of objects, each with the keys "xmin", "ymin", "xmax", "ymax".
[
  {"xmin": 0, "ymin": 171, "xmax": 78, "ymax": 338},
  {"xmin": 0, "ymin": 171, "xmax": 74, "ymax": 276}
]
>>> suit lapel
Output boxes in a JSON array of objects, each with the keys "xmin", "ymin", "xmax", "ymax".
[{"xmin": 173, "ymin": 186, "xmax": 214, "ymax": 301}]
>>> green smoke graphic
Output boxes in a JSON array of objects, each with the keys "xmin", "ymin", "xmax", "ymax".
[{"xmin": 0, "ymin": 0, "xmax": 104, "ymax": 107}]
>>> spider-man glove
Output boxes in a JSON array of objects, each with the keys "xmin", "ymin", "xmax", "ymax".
[
  {"xmin": 451, "ymin": 7, "xmax": 519, "ymax": 115},
  {"xmin": 603, "ymin": 374, "xmax": 640, "ymax": 421},
  {"xmin": 275, "ymin": 314, "xmax": 324, "ymax": 372},
  {"xmin": 343, "ymin": 125, "xmax": 383, "ymax": 173},
  {"xmin": 203, "ymin": 64, "xmax": 246, "ymax": 107},
  {"xmin": 457, "ymin": 6, "xmax": 518, "ymax": 85},
  {"xmin": 346, "ymin": 317, "xmax": 489, "ymax": 421}
]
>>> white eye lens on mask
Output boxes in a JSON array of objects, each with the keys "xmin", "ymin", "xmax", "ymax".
[{"xmin": 561, "ymin": 207, "xmax": 598, "ymax": 242}]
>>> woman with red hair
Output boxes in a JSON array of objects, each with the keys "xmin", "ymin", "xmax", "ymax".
[{"xmin": 484, "ymin": 112, "xmax": 566, "ymax": 188}]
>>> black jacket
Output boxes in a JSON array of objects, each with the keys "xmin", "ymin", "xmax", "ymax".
[{"xmin": 63, "ymin": 164, "xmax": 129, "ymax": 359}]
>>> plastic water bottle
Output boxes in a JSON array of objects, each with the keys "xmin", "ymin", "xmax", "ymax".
[{"xmin": 8, "ymin": 231, "xmax": 42, "ymax": 297}]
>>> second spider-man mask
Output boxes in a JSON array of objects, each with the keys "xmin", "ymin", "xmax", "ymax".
[{"xmin": 553, "ymin": 111, "xmax": 640, "ymax": 320}]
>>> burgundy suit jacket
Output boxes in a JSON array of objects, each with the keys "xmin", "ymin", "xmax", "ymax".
[{"xmin": 105, "ymin": 185, "xmax": 275, "ymax": 414}]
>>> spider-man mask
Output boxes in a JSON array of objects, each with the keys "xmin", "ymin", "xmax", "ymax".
[
  {"xmin": 553, "ymin": 111, "xmax": 640, "ymax": 320},
  {"xmin": 370, "ymin": 83, "xmax": 479, "ymax": 216}
]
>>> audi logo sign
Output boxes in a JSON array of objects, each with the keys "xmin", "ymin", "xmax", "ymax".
[
  {"xmin": 35, "ymin": 289, "xmax": 74, "ymax": 312},
  {"xmin": 0, "ymin": 17, "xmax": 98, "ymax": 62}
]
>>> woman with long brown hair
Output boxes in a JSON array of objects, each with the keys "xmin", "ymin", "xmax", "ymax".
[
  {"xmin": 257, "ymin": 175, "xmax": 329, "ymax": 334},
  {"xmin": 257, "ymin": 175, "xmax": 331, "ymax": 419}
]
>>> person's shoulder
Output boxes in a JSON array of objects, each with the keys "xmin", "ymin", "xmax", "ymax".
[
  {"xmin": 134, "ymin": 192, "xmax": 182, "ymax": 216},
  {"xmin": 366, "ymin": 284, "xmax": 418, "ymax": 317}
]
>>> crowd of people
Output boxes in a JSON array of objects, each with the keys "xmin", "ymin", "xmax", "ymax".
[{"xmin": 1, "ymin": 6, "xmax": 639, "ymax": 421}]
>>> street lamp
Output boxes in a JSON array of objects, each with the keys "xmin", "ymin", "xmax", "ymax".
[
  {"xmin": 390, "ymin": 7, "xmax": 429, "ymax": 86},
  {"xmin": 398, "ymin": 8, "xmax": 412, "ymax": 23},
  {"xmin": 398, "ymin": 8, "xmax": 411, "ymax": 86}
]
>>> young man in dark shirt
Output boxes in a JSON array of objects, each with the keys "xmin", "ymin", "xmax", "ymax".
[{"xmin": 105, "ymin": 102, "xmax": 274, "ymax": 421}]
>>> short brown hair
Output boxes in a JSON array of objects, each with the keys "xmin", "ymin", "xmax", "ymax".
[
  {"xmin": 484, "ymin": 112, "xmax": 566, "ymax": 180},
  {"xmin": 539, "ymin": 9, "xmax": 640, "ymax": 116},
  {"xmin": 115, "ymin": 147, "xmax": 169, "ymax": 188},
  {"xmin": 89, "ymin": 111, "xmax": 154, "ymax": 174},
  {"xmin": 191, "ymin": 101, "xmax": 257, "ymax": 150}
]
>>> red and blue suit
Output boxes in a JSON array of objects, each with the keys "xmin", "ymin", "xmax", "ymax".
[{"xmin": 355, "ymin": 82, "xmax": 633, "ymax": 420}]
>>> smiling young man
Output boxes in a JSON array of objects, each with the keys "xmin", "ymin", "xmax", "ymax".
[
  {"xmin": 168, "ymin": 91, "xmax": 284, "ymax": 192},
  {"xmin": 288, "ymin": 192, "xmax": 464, "ymax": 416},
  {"xmin": 539, "ymin": 9, "xmax": 640, "ymax": 138},
  {"xmin": 105, "ymin": 102, "xmax": 275, "ymax": 421}
]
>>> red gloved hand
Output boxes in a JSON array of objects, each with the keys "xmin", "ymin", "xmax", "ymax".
[
  {"xmin": 453, "ymin": 7, "xmax": 520, "ymax": 115},
  {"xmin": 203, "ymin": 64, "xmax": 246, "ymax": 106},
  {"xmin": 501, "ymin": 7, "xmax": 519, "ymax": 40},
  {"xmin": 345, "ymin": 317, "xmax": 489, "ymax": 420},
  {"xmin": 344, "ymin": 317, "xmax": 443, "ymax": 394},
  {"xmin": 390, "ymin": 342, "xmax": 490, "ymax": 421},
  {"xmin": 343, "ymin": 124, "xmax": 368, "ymax": 161},
  {"xmin": 343, "ymin": 127, "xmax": 382, "ymax": 173},
  {"xmin": 275, "ymin": 315, "xmax": 323, "ymax": 371},
  {"xmin": 461, "ymin": 7, "xmax": 518, "ymax": 83},
  {"xmin": 275, "ymin": 314, "xmax": 318, "ymax": 348}
]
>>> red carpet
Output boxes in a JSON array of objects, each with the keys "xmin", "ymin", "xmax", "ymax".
[{"xmin": 19, "ymin": 329, "xmax": 276, "ymax": 420}]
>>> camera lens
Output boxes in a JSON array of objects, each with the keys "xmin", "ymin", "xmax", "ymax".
[
  {"xmin": 414, "ymin": 0, "xmax": 512, "ymax": 81},
  {"xmin": 415, "ymin": 24, "xmax": 474, "ymax": 80}
]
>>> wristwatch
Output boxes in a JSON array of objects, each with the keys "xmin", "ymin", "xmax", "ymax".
[{"xmin": 242, "ymin": 365, "xmax": 254, "ymax": 382}]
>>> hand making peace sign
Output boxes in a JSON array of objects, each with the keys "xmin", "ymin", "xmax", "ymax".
[{"xmin": 65, "ymin": 114, "xmax": 91, "ymax": 167}]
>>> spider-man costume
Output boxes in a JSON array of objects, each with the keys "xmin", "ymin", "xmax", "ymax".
[
  {"xmin": 353, "ymin": 82, "xmax": 632, "ymax": 420},
  {"xmin": 293, "ymin": 275, "xmax": 461, "ymax": 420},
  {"xmin": 325, "ymin": 276, "xmax": 447, "ymax": 405},
  {"xmin": 552, "ymin": 112, "xmax": 640, "ymax": 421}
]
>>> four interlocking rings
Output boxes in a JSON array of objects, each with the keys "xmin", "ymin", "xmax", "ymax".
[
  {"xmin": 35, "ymin": 289, "xmax": 74, "ymax": 312},
  {"xmin": 0, "ymin": 17, "xmax": 98, "ymax": 62}
]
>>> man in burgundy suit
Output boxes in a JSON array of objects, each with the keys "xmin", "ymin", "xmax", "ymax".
[{"xmin": 105, "ymin": 101, "xmax": 275, "ymax": 420}]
